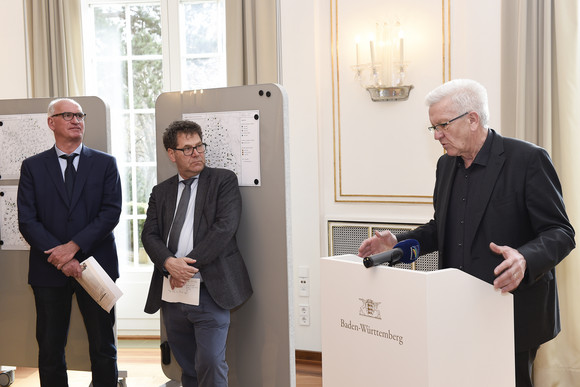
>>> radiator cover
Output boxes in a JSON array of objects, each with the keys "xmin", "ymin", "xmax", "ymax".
[{"xmin": 328, "ymin": 221, "xmax": 438, "ymax": 272}]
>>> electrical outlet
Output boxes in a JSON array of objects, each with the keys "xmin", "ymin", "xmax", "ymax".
[{"xmin": 299, "ymin": 304, "xmax": 310, "ymax": 326}]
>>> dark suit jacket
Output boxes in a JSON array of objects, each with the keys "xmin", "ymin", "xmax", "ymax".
[
  {"xmin": 142, "ymin": 167, "xmax": 252, "ymax": 313},
  {"xmin": 398, "ymin": 130, "xmax": 575, "ymax": 352},
  {"xmin": 18, "ymin": 145, "xmax": 122, "ymax": 287}
]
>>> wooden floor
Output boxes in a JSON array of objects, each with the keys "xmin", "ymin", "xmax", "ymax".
[{"xmin": 7, "ymin": 339, "xmax": 322, "ymax": 386}]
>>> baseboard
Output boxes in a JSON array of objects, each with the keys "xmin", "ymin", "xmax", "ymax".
[
  {"xmin": 295, "ymin": 350, "xmax": 322, "ymax": 364},
  {"xmin": 118, "ymin": 335, "xmax": 160, "ymax": 340},
  {"xmin": 118, "ymin": 336, "xmax": 322, "ymax": 366}
]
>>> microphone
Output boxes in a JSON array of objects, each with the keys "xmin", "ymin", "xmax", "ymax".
[{"xmin": 363, "ymin": 239, "xmax": 420, "ymax": 268}]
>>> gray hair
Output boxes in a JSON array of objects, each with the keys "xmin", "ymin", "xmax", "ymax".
[
  {"xmin": 425, "ymin": 79, "xmax": 489, "ymax": 128},
  {"xmin": 47, "ymin": 98, "xmax": 83, "ymax": 116}
]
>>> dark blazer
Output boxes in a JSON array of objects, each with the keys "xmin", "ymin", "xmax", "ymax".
[
  {"xmin": 398, "ymin": 130, "xmax": 575, "ymax": 352},
  {"xmin": 142, "ymin": 167, "xmax": 252, "ymax": 313},
  {"xmin": 18, "ymin": 145, "xmax": 122, "ymax": 287}
]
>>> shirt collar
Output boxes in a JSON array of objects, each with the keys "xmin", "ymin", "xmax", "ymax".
[
  {"xmin": 472, "ymin": 129, "xmax": 494, "ymax": 167},
  {"xmin": 55, "ymin": 143, "xmax": 83, "ymax": 157},
  {"xmin": 457, "ymin": 129, "xmax": 493, "ymax": 168}
]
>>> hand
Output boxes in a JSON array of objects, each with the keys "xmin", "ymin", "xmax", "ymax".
[
  {"xmin": 45, "ymin": 241, "xmax": 80, "ymax": 270},
  {"xmin": 61, "ymin": 259, "xmax": 83, "ymax": 278},
  {"xmin": 169, "ymin": 275, "xmax": 187, "ymax": 290},
  {"xmin": 490, "ymin": 242, "xmax": 527, "ymax": 293},
  {"xmin": 357, "ymin": 230, "xmax": 398, "ymax": 257},
  {"xmin": 164, "ymin": 257, "xmax": 198, "ymax": 284}
]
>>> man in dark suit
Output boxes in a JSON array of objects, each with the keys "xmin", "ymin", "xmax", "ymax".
[
  {"xmin": 358, "ymin": 79, "xmax": 575, "ymax": 387},
  {"xmin": 18, "ymin": 98, "xmax": 122, "ymax": 387},
  {"xmin": 142, "ymin": 120, "xmax": 252, "ymax": 387}
]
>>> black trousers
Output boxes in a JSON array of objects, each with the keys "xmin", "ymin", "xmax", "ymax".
[
  {"xmin": 32, "ymin": 280, "xmax": 118, "ymax": 387},
  {"xmin": 515, "ymin": 346, "xmax": 539, "ymax": 387}
]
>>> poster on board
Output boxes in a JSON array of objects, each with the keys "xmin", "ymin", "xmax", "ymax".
[
  {"xmin": 0, "ymin": 185, "xmax": 29, "ymax": 250},
  {"xmin": 0, "ymin": 114, "xmax": 54, "ymax": 180},
  {"xmin": 183, "ymin": 110, "xmax": 261, "ymax": 187}
]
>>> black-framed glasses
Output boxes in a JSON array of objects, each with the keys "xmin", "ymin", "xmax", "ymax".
[
  {"xmin": 427, "ymin": 112, "xmax": 468, "ymax": 134},
  {"xmin": 173, "ymin": 143, "xmax": 207, "ymax": 156},
  {"xmin": 51, "ymin": 112, "xmax": 87, "ymax": 122}
]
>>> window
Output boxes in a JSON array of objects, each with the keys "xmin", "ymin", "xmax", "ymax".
[
  {"xmin": 82, "ymin": 0, "xmax": 226, "ymax": 269},
  {"xmin": 179, "ymin": 1, "xmax": 227, "ymax": 88}
]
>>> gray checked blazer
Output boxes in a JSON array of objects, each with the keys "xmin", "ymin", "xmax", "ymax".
[{"xmin": 142, "ymin": 166, "xmax": 252, "ymax": 312}]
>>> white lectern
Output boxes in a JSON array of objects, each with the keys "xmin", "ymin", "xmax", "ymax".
[{"xmin": 321, "ymin": 255, "xmax": 515, "ymax": 387}]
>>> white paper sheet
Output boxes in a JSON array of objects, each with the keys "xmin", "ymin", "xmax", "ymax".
[
  {"xmin": 162, "ymin": 276, "xmax": 200, "ymax": 306},
  {"xmin": 76, "ymin": 257, "xmax": 123, "ymax": 313}
]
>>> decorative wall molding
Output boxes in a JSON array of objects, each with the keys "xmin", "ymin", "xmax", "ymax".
[{"xmin": 330, "ymin": 0, "xmax": 451, "ymax": 203}]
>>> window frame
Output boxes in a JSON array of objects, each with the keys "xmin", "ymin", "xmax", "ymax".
[{"xmin": 81, "ymin": 0, "xmax": 227, "ymax": 270}]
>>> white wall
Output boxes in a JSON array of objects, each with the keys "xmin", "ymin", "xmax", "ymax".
[
  {"xmin": 279, "ymin": 0, "xmax": 324, "ymax": 351},
  {"xmin": 0, "ymin": 1, "xmax": 28, "ymax": 99}
]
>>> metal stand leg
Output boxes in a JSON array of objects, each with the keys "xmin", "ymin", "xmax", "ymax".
[
  {"xmin": 0, "ymin": 367, "xmax": 15, "ymax": 387},
  {"xmin": 117, "ymin": 370, "xmax": 127, "ymax": 387}
]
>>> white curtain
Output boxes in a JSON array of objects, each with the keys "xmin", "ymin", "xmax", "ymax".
[
  {"xmin": 226, "ymin": 0, "xmax": 279, "ymax": 85},
  {"xmin": 25, "ymin": 0, "xmax": 277, "ymax": 94},
  {"xmin": 25, "ymin": 0, "xmax": 85, "ymax": 97},
  {"xmin": 502, "ymin": 1, "xmax": 580, "ymax": 385}
]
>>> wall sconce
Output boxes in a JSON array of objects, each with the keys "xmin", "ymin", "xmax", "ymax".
[{"xmin": 352, "ymin": 21, "xmax": 413, "ymax": 102}]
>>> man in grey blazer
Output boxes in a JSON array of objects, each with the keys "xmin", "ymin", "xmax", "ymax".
[
  {"xmin": 142, "ymin": 120, "xmax": 252, "ymax": 387},
  {"xmin": 358, "ymin": 79, "xmax": 575, "ymax": 387}
]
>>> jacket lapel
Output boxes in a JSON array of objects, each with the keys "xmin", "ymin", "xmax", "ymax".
[
  {"xmin": 44, "ymin": 147, "xmax": 69, "ymax": 205},
  {"xmin": 70, "ymin": 146, "xmax": 91, "ymax": 210},
  {"xmin": 193, "ymin": 168, "xmax": 210, "ymax": 244},
  {"xmin": 162, "ymin": 176, "xmax": 180, "ymax": 242},
  {"xmin": 436, "ymin": 157, "xmax": 456, "ymax": 260},
  {"xmin": 464, "ymin": 131, "xmax": 505, "ymax": 249}
]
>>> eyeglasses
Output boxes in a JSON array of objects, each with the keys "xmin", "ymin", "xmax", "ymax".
[
  {"xmin": 427, "ymin": 112, "xmax": 468, "ymax": 134},
  {"xmin": 173, "ymin": 143, "xmax": 207, "ymax": 156},
  {"xmin": 51, "ymin": 112, "xmax": 87, "ymax": 122}
]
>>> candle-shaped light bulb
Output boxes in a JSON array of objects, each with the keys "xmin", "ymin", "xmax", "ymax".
[
  {"xmin": 399, "ymin": 29, "xmax": 405, "ymax": 65},
  {"xmin": 369, "ymin": 34, "xmax": 376, "ymax": 68},
  {"xmin": 355, "ymin": 36, "xmax": 360, "ymax": 67}
]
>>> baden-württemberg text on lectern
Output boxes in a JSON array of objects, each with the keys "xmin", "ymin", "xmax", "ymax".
[{"xmin": 321, "ymin": 254, "xmax": 515, "ymax": 387}]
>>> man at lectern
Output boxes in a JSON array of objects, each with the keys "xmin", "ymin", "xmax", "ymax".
[
  {"xmin": 17, "ymin": 98, "xmax": 122, "ymax": 386},
  {"xmin": 142, "ymin": 120, "xmax": 252, "ymax": 387},
  {"xmin": 358, "ymin": 79, "xmax": 575, "ymax": 387}
]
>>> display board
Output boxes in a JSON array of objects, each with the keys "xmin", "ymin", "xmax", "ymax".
[
  {"xmin": 154, "ymin": 84, "xmax": 294, "ymax": 387},
  {"xmin": 0, "ymin": 96, "xmax": 110, "ymax": 371}
]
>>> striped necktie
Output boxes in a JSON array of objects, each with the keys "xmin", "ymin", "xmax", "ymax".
[{"xmin": 167, "ymin": 178, "xmax": 196, "ymax": 254}]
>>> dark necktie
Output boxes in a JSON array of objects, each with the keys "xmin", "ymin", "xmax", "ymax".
[
  {"xmin": 167, "ymin": 178, "xmax": 196, "ymax": 255},
  {"xmin": 60, "ymin": 153, "xmax": 78, "ymax": 201}
]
